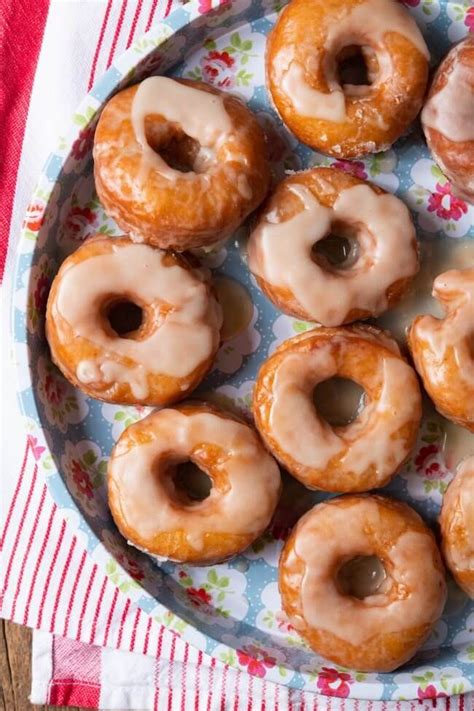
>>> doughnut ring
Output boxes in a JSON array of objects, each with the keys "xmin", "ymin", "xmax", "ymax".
[
  {"xmin": 421, "ymin": 36, "xmax": 474, "ymax": 204},
  {"xmin": 266, "ymin": 0, "xmax": 429, "ymax": 158},
  {"xmin": 408, "ymin": 268, "xmax": 474, "ymax": 432},
  {"xmin": 440, "ymin": 456, "xmax": 474, "ymax": 598},
  {"xmin": 253, "ymin": 325, "xmax": 422, "ymax": 492},
  {"xmin": 247, "ymin": 167, "xmax": 419, "ymax": 326},
  {"xmin": 279, "ymin": 494, "xmax": 447, "ymax": 672},
  {"xmin": 108, "ymin": 402, "xmax": 282, "ymax": 565},
  {"xmin": 46, "ymin": 236, "xmax": 222, "ymax": 406},
  {"xmin": 94, "ymin": 77, "xmax": 270, "ymax": 250}
]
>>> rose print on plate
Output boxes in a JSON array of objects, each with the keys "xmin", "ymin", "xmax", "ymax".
[
  {"xmin": 170, "ymin": 564, "xmax": 249, "ymax": 629},
  {"xmin": 392, "ymin": 666, "xmax": 469, "ymax": 699},
  {"xmin": 406, "ymin": 160, "xmax": 473, "ymax": 237},
  {"xmin": 36, "ymin": 356, "xmax": 89, "ymax": 433},
  {"xmin": 61, "ymin": 440, "xmax": 108, "ymax": 519},
  {"xmin": 400, "ymin": 419, "xmax": 453, "ymax": 503},
  {"xmin": 217, "ymin": 634, "xmax": 294, "ymax": 684}
]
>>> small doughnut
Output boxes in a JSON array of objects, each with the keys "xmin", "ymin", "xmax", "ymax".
[
  {"xmin": 94, "ymin": 77, "xmax": 270, "ymax": 250},
  {"xmin": 421, "ymin": 37, "xmax": 474, "ymax": 204},
  {"xmin": 46, "ymin": 236, "xmax": 222, "ymax": 406},
  {"xmin": 248, "ymin": 167, "xmax": 419, "ymax": 326},
  {"xmin": 253, "ymin": 325, "xmax": 422, "ymax": 492},
  {"xmin": 408, "ymin": 268, "xmax": 474, "ymax": 432},
  {"xmin": 279, "ymin": 495, "xmax": 447, "ymax": 672},
  {"xmin": 266, "ymin": 0, "xmax": 429, "ymax": 158},
  {"xmin": 108, "ymin": 402, "xmax": 282, "ymax": 565},
  {"xmin": 440, "ymin": 457, "xmax": 474, "ymax": 598}
]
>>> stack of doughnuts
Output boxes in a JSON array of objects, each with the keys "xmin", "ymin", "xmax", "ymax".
[{"xmin": 44, "ymin": 0, "xmax": 474, "ymax": 675}]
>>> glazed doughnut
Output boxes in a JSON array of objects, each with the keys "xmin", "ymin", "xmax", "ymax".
[
  {"xmin": 279, "ymin": 495, "xmax": 447, "ymax": 672},
  {"xmin": 408, "ymin": 269, "xmax": 474, "ymax": 432},
  {"xmin": 266, "ymin": 0, "xmax": 429, "ymax": 158},
  {"xmin": 46, "ymin": 236, "xmax": 222, "ymax": 406},
  {"xmin": 440, "ymin": 457, "xmax": 474, "ymax": 598},
  {"xmin": 108, "ymin": 402, "xmax": 282, "ymax": 565},
  {"xmin": 247, "ymin": 167, "xmax": 419, "ymax": 326},
  {"xmin": 94, "ymin": 77, "xmax": 270, "ymax": 250},
  {"xmin": 253, "ymin": 325, "xmax": 422, "ymax": 492},
  {"xmin": 421, "ymin": 37, "xmax": 474, "ymax": 204}
]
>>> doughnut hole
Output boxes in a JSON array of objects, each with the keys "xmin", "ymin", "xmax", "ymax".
[
  {"xmin": 313, "ymin": 377, "xmax": 366, "ymax": 427},
  {"xmin": 336, "ymin": 555, "xmax": 388, "ymax": 599},
  {"xmin": 312, "ymin": 221, "xmax": 360, "ymax": 272},
  {"xmin": 166, "ymin": 459, "xmax": 213, "ymax": 506},
  {"xmin": 105, "ymin": 297, "xmax": 145, "ymax": 339},
  {"xmin": 145, "ymin": 117, "xmax": 209, "ymax": 174},
  {"xmin": 335, "ymin": 44, "xmax": 380, "ymax": 96}
]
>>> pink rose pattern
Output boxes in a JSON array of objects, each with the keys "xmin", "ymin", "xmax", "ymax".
[
  {"xmin": 64, "ymin": 204, "xmax": 97, "ymax": 240},
  {"xmin": 23, "ymin": 201, "xmax": 45, "ymax": 232},
  {"xmin": 417, "ymin": 685, "xmax": 448, "ymax": 700},
  {"xmin": 71, "ymin": 126, "xmax": 94, "ymax": 161},
  {"xmin": 198, "ymin": 0, "xmax": 231, "ymax": 15},
  {"xmin": 316, "ymin": 667, "xmax": 353, "ymax": 697},
  {"xmin": 72, "ymin": 459, "xmax": 94, "ymax": 499},
  {"xmin": 187, "ymin": 587, "xmax": 213, "ymax": 608},
  {"xmin": 428, "ymin": 182, "xmax": 468, "ymax": 221},
  {"xmin": 465, "ymin": 6, "xmax": 474, "ymax": 32},
  {"xmin": 415, "ymin": 444, "xmax": 444, "ymax": 478},
  {"xmin": 201, "ymin": 50, "xmax": 236, "ymax": 88},
  {"xmin": 237, "ymin": 644, "xmax": 276, "ymax": 678},
  {"xmin": 332, "ymin": 159, "xmax": 368, "ymax": 180}
]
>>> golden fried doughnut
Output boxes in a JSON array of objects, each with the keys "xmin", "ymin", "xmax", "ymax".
[
  {"xmin": 409, "ymin": 268, "xmax": 474, "ymax": 431},
  {"xmin": 279, "ymin": 495, "xmax": 447, "ymax": 672},
  {"xmin": 94, "ymin": 77, "xmax": 270, "ymax": 250},
  {"xmin": 266, "ymin": 0, "xmax": 429, "ymax": 158},
  {"xmin": 422, "ymin": 37, "xmax": 474, "ymax": 204},
  {"xmin": 248, "ymin": 167, "xmax": 419, "ymax": 326},
  {"xmin": 253, "ymin": 325, "xmax": 422, "ymax": 492},
  {"xmin": 440, "ymin": 456, "xmax": 474, "ymax": 598},
  {"xmin": 46, "ymin": 236, "xmax": 222, "ymax": 406},
  {"xmin": 108, "ymin": 402, "xmax": 282, "ymax": 565}
]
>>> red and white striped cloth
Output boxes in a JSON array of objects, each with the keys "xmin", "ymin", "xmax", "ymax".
[{"xmin": 1, "ymin": 2, "xmax": 473, "ymax": 709}]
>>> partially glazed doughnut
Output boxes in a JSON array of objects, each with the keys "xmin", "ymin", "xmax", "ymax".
[
  {"xmin": 408, "ymin": 269, "xmax": 474, "ymax": 431},
  {"xmin": 421, "ymin": 37, "xmax": 474, "ymax": 204},
  {"xmin": 279, "ymin": 495, "xmax": 447, "ymax": 672},
  {"xmin": 94, "ymin": 77, "xmax": 270, "ymax": 250},
  {"xmin": 253, "ymin": 326, "xmax": 422, "ymax": 492},
  {"xmin": 440, "ymin": 457, "xmax": 474, "ymax": 598},
  {"xmin": 108, "ymin": 402, "xmax": 282, "ymax": 565},
  {"xmin": 266, "ymin": 0, "xmax": 429, "ymax": 158},
  {"xmin": 46, "ymin": 236, "xmax": 222, "ymax": 406},
  {"xmin": 247, "ymin": 167, "xmax": 419, "ymax": 326}
]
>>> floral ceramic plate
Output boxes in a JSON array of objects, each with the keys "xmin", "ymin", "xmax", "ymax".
[{"xmin": 12, "ymin": 0, "xmax": 474, "ymax": 700}]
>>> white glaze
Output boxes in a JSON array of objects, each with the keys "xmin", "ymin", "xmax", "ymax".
[
  {"xmin": 273, "ymin": 0, "xmax": 428, "ymax": 123},
  {"xmin": 53, "ymin": 242, "xmax": 222, "ymax": 398},
  {"xmin": 422, "ymin": 56, "xmax": 474, "ymax": 143},
  {"xmin": 269, "ymin": 342, "xmax": 419, "ymax": 482},
  {"xmin": 378, "ymin": 239, "xmax": 474, "ymax": 344},
  {"xmin": 248, "ymin": 182, "xmax": 418, "ymax": 326},
  {"xmin": 442, "ymin": 457, "xmax": 474, "ymax": 574},
  {"xmin": 290, "ymin": 498, "xmax": 445, "ymax": 645},
  {"xmin": 109, "ymin": 409, "xmax": 281, "ymax": 551},
  {"xmin": 131, "ymin": 77, "xmax": 232, "ymax": 180},
  {"xmin": 413, "ymin": 269, "xmax": 474, "ymax": 386}
]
